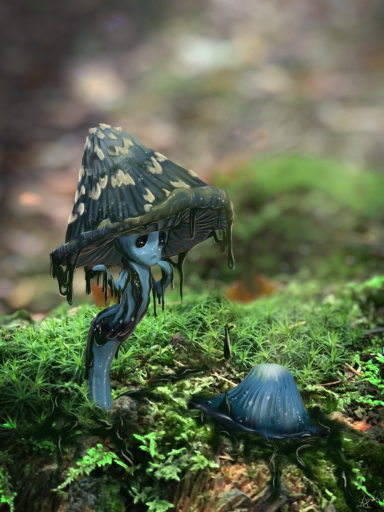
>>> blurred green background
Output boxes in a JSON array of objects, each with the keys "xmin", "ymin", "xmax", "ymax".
[{"xmin": 1, "ymin": 0, "xmax": 384, "ymax": 317}]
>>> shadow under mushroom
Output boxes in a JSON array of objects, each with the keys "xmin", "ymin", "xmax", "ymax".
[{"xmin": 187, "ymin": 360, "xmax": 358, "ymax": 511}]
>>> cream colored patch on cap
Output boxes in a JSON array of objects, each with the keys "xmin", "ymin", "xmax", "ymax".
[
  {"xmin": 79, "ymin": 166, "xmax": 85, "ymax": 181},
  {"xmin": 170, "ymin": 180, "xmax": 190, "ymax": 188},
  {"xmin": 89, "ymin": 127, "xmax": 97, "ymax": 134},
  {"xmin": 147, "ymin": 157, "xmax": 162, "ymax": 175},
  {"xmin": 144, "ymin": 204, "xmax": 153, "ymax": 212},
  {"xmin": 162, "ymin": 189, "xmax": 170, "ymax": 197},
  {"xmin": 122, "ymin": 137, "xmax": 133, "ymax": 148},
  {"xmin": 89, "ymin": 182, "xmax": 101, "ymax": 200},
  {"xmin": 94, "ymin": 145, "xmax": 105, "ymax": 160},
  {"xmin": 77, "ymin": 203, "xmax": 85, "ymax": 215},
  {"xmin": 80, "ymin": 184, "xmax": 85, "ymax": 195},
  {"xmin": 99, "ymin": 176, "xmax": 108, "ymax": 189},
  {"xmin": 154, "ymin": 152, "xmax": 167, "ymax": 162},
  {"xmin": 75, "ymin": 190, "xmax": 79, "ymax": 203},
  {"xmin": 68, "ymin": 212, "xmax": 78, "ymax": 223},
  {"xmin": 108, "ymin": 133, "xmax": 117, "ymax": 140},
  {"xmin": 111, "ymin": 169, "xmax": 135, "ymax": 187},
  {"xmin": 99, "ymin": 123, "xmax": 111, "ymax": 130},
  {"xmin": 107, "ymin": 137, "xmax": 133, "ymax": 157},
  {"xmin": 84, "ymin": 136, "xmax": 91, "ymax": 150},
  {"xmin": 143, "ymin": 187, "xmax": 155, "ymax": 203},
  {"xmin": 114, "ymin": 127, "xmax": 122, "ymax": 132},
  {"xmin": 97, "ymin": 130, "xmax": 105, "ymax": 140},
  {"xmin": 188, "ymin": 169, "xmax": 198, "ymax": 177},
  {"xmin": 107, "ymin": 147, "xmax": 119, "ymax": 156}
]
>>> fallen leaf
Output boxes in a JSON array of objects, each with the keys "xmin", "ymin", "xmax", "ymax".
[
  {"xmin": 329, "ymin": 411, "xmax": 371, "ymax": 432},
  {"xmin": 91, "ymin": 281, "xmax": 116, "ymax": 307},
  {"xmin": 351, "ymin": 418, "xmax": 371, "ymax": 433},
  {"xmin": 218, "ymin": 455, "xmax": 234, "ymax": 461},
  {"xmin": 225, "ymin": 273, "xmax": 276, "ymax": 303}
]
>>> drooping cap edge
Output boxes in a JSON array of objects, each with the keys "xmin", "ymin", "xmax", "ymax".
[
  {"xmin": 51, "ymin": 202, "xmax": 235, "ymax": 306},
  {"xmin": 50, "ymin": 249, "xmax": 83, "ymax": 306}
]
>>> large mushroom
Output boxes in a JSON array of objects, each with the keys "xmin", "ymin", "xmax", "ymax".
[
  {"xmin": 50, "ymin": 123, "xmax": 235, "ymax": 410},
  {"xmin": 189, "ymin": 363, "xmax": 326, "ymax": 440}
]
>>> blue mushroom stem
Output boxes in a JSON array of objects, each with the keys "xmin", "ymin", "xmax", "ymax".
[
  {"xmin": 85, "ymin": 254, "xmax": 173, "ymax": 410},
  {"xmin": 88, "ymin": 339, "xmax": 120, "ymax": 410}
]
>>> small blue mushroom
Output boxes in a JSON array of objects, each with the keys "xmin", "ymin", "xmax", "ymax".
[{"xmin": 189, "ymin": 363, "xmax": 325, "ymax": 439}]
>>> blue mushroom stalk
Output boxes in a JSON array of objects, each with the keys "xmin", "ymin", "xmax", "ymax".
[{"xmin": 189, "ymin": 363, "xmax": 326, "ymax": 440}]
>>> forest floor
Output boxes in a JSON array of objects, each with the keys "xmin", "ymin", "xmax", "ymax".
[
  {"xmin": 1, "ymin": 2, "xmax": 384, "ymax": 511},
  {"xmin": 0, "ymin": 274, "xmax": 383, "ymax": 512}
]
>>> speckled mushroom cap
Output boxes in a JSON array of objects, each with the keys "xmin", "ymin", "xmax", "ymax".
[{"xmin": 50, "ymin": 123, "xmax": 235, "ymax": 303}]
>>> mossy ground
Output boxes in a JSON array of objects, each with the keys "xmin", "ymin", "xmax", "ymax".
[
  {"xmin": 0, "ymin": 277, "xmax": 383, "ymax": 512},
  {"xmin": 1, "ymin": 154, "xmax": 384, "ymax": 512}
]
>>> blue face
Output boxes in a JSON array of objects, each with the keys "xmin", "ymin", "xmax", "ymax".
[{"xmin": 114, "ymin": 230, "xmax": 168, "ymax": 268}]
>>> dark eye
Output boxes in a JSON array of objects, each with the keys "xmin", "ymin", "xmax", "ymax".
[
  {"xmin": 135, "ymin": 235, "xmax": 148, "ymax": 248},
  {"xmin": 159, "ymin": 231, "xmax": 166, "ymax": 247}
]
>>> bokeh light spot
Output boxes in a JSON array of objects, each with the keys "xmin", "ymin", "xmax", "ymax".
[{"xmin": 18, "ymin": 192, "xmax": 41, "ymax": 206}]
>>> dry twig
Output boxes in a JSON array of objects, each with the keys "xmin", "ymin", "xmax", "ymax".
[
  {"xmin": 212, "ymin": 372, "xmax": 237, "ymax": 387},
  {"xmin": 345, "ymin": 362, "xmax": 364, "ymax": 377},
  {"xmin": 275, "ymin": 321, "xmax": 306, "ymax": 333},
  {"xmin": 313, "ymin": 380, "xmax": 342, "ymax": 387}
]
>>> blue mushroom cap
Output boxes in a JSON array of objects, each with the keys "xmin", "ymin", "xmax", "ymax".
[{"xmin": 190, "ymin": 364, "xmax": 324, "ymax": 439}]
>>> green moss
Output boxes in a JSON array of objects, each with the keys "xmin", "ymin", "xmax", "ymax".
[
  {"xmin": 344, "ymin": 431, "xmax": 384, "ymax": 496},
  {"xmin": 203, "ymin": 154, "xmax": 384, "ymax": 284},
  {"xmin": 94, "ymin": 474, "xmax": 126, "ymax": 512},
  {"xmin": 1, "ymin": 281, "xmax": 384, "ymax": 511}
]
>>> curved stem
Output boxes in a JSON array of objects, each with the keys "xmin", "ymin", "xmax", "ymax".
[{"xmin": 88, "ymin": 338, "xmax": 120, "ymax": 410}]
